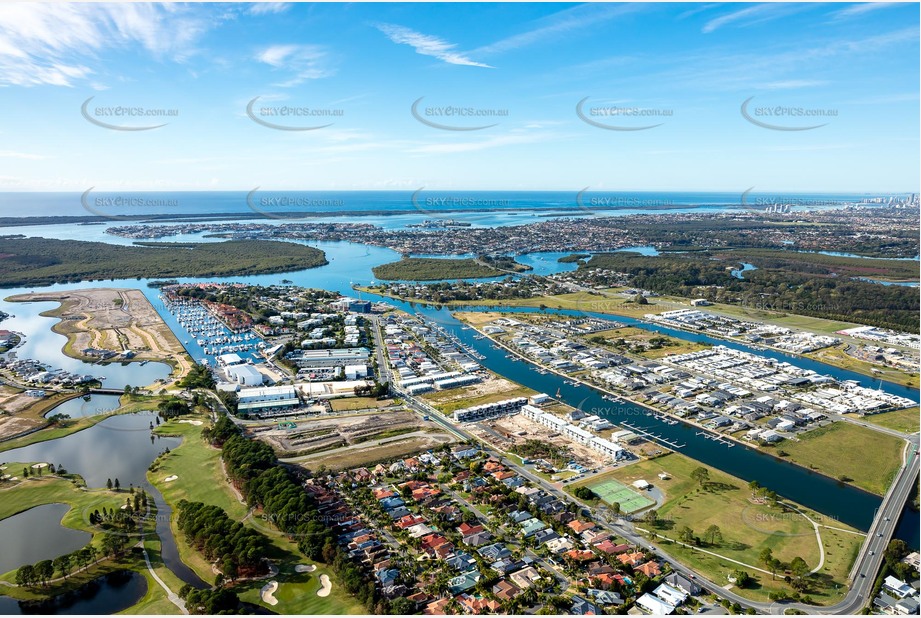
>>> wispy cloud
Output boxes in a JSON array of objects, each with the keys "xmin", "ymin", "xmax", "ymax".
[
  {"xmin": 0, "ymin": 3, "xmax": 211, "ymax": 86},
  {"xmin": 0, "ymin": 150, "xmax": 46, "ymax": 160},
  {"xmin": 475, "ymin": 4, "xmax": 644, "ymax": 56},
  {"xmin": 374, "ymin": 23, "xmax": 492, "ymax": 68},
  {"xmin": 829, "ymin": 3, "xmax": 899, "ymax": 20},
  {"xmin": 759, "ymin": 79, "xmax": 828, "ymax": 90},
  {"xmin": 249, "ymin": 3, "xmax": 291, "ymax": 16},
  {"xmin": 408, "ymin": 131, "xmax": 556, "ymax": 154},
  {"xmin": 255, "ymin": 44, "xmax": 334, "ymax": 86},
  {"xmin": 702, "ymin": 3, "xmax": 811, "ymax": 33}
]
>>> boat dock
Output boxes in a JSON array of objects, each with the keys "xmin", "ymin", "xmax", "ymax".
[{"xmin": 620, "ymin": 420, "xmax": 685, "ymax": 450}]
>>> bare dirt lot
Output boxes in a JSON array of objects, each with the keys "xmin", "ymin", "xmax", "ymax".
[
  {"xmin": 7, "ymin": 288, "xmax": 192, "ymax": 385},
  {"xmin": 253, "ymin": 409, "xmax": 430, "ymax": 455}
]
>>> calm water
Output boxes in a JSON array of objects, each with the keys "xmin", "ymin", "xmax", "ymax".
[
  {"xmin": 0, "ymin": 504, "xmax": 90, "ymax": 574},
  {"xmin": 0, "ymin": 191, "xmax": 881, "ymax": 227},
  {"xmin": 42, "ymin": 395, "xmax": 122, "ymax": 419},
  {"xmin": 0, "ymin": 413, "xmax": 206, "ymax": 588},
  {"xmin": 0, "ymin": 300, "xmax": 171, "ymax": 388},
  {"xmin": 0, "ymin": 570, "xmax": 146, "ymax": 615}
]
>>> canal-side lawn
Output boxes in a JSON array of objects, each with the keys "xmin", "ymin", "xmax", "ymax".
[
  {"xmin": 148, "ymin": 418, "xmax": 366, "ymax": 615},
  {"xmin": 851, "ymin": 407, "xmax": 920, "ymax": 435},
  {"xmin": 570, "ymin": 453, "xmax": 863, "ymax": 605},
  {"xmin": 769, "ymin": 422, "xmax": 904, "ymax": 496}
]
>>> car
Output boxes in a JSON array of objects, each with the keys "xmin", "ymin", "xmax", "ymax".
[
  {"xmin": 869, "ymin": 550, "xmax": 875, "ymax": 556},
  {"xmin": 860, "ymin": 573, "xmax": 866, "ymax": 578},
  {"xmin": 878, "ymin": 533, "xmax": 883, "ymax": 537}
]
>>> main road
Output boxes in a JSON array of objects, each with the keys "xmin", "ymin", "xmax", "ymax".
[{"xmin": 393, "ymin": 376, "xmax": 920, "ymax": 615}]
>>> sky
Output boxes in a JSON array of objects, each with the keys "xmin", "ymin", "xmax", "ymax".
[{"xmin": 0, "ymin": 2, "xmax": 918, "ymax": 193}]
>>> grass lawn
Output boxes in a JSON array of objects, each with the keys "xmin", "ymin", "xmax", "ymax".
[
  {"xmin": 776, "ymin": 422, "xmax": 904, "ymax": 496},
  {"xmin": 148, "ymin": 417, "xmax": 366, "ymax": 614},
  {"xmin": 329, "ymin": 397, "xmax": 395, "ymax": 412},
  {"xmin": 855, "ymin": 407, "xmax": 920, "ymax": 434},
  {"xmin": 577, "ymin": 453, "xmax": 862, "ymax": 605},
  {"xmin": 0, "ymin": 464, "xmax": 131, "ymax": 535}
]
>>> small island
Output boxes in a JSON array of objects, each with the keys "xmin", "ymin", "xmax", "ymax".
[
  {"xmin": 371, "ymin": 255, "xmax": 532, "ymax": 281},
  {"xmin": 0, "ymin": 238, "xmax": 328, "ymax": 288}
]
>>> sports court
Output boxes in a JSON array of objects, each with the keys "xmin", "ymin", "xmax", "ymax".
[{"xmin": 586, "ymin": 478, "xmax": 655, "ymax": 513}]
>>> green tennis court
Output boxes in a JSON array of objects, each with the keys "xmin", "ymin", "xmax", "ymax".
[{"xmin": 586, "ymin": 478, "xmax": 654, "ymax": 513}]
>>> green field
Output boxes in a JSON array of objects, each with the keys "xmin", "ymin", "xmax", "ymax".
[
  {"xmin": 0, "ymin": 465, "xmax": 178, "ymax": 612},
  {"xmin": 148, "ymin": 418, "xmax": 365, "ymax": 614},
  {"xmin": 586, "ymin": 477, "xmax": 655, "ymax": 513},
  {"xmin": 576, "ymin": 452, "xmax": 862, "ymax": 605},
  {"xmin": 774, "ymin": 422, "xmax": 904, "ymax": 496},
  {"xmin": 856, "ymin": 407, "xmax": 920, "ymax": 434}
]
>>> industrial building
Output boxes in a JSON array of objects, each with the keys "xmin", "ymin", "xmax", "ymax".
[{"xmin": 237, "ymin": 385, "xmax": 300, "ymax": 416}]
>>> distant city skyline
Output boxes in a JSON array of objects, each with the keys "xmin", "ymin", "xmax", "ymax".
[{"xmin": 0, "ymin": 2, "xmax": 918, "ymax": 192}]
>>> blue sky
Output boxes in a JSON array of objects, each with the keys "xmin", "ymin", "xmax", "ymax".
[{"xmin": 0, "ymin": 2, "xmax": 917, "ymax": 192}]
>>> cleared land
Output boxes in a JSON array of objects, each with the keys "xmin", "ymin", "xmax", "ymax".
[
  {"xmin": 582, "ymin": 452, "xmax": 862, "ymax": 605},
  {"xmin": 7, "ymin": 288, "xmax": 193, "ymax": 386},
  {"xmin": 855, "ymin": 407, "xmax": 920, "ymax": 434},
  {"xmin": 772, "ymin": 422, "xmax": 904, "ymax": 496}
]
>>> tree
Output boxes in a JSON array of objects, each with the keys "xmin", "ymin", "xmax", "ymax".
[
  {"xmin": 34, "ymin": 560, "xmax": 53, "ymax": 586},
  {"xmin": 760, "ymin": 548, "xmax": 778, "ymax": 579},
  {"xmin": 106, "ymin": 478, "xmax": 113, "ymax": 490},
  {"xmin": 114, "ymin": 478, "xmax": 120, "ymax": 491},
  {"xmin": 704, "ymin": 524, "xmax": 723, "ymax": 546},
  {"xmin": 53, "ymin": 554, "xmax": 72, "ymax": 579},
  {"xmin": 679, "ymin": 526, "xmax": 695, "ymax": 544},
  {"xmin": 15, "ymin": 564, "xmax": 34, "ymax": 587},
  {"xmin": 731, "ymin": 570, "xmax": 753, "ymax": 588},
  {"xmin": 690, "ymin": 467, "xmax": 710, "ymax": 487}
]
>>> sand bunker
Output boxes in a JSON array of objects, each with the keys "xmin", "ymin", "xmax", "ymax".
[
  {"xmin": 260, "ymin": 581, "xmax": 278, "ymax": 606},
  {"xmin": 163, "ymin": 475, "xmax": 179, "ymax": 482},
  {"xmin": 317, "ymin": 574, "xmax": 331, "ymax": 597},
  {"xmin": 178, "ymin": 419, "xmax": 204, "ymax": 426},
  {"xmin": 31, "ymin": 463, "xmax": 48, "ymax": 469},
  {"xmin": 295, "ymin": 564, "xmax": 316, "ymax": 573}
]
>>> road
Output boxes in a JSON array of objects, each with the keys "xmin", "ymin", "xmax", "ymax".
[{"xmin": 392, "ymin": 378, "xmax": 920, "ymax": 614}]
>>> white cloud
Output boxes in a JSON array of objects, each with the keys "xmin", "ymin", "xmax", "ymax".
[
  {"xmin": 0, "ymin": 3, "xmax": 211, "ymax": 87},
  {"xmin": 829, "ymin": 3, "xmax": 899, "ymax": 20},
  {"xmin": 249, "ymin": 3, "xmax": 291, "ymax": 16},
  {"xmin": 475, "ymin": 4, "xmax": 643, "ymax": 56},
  {"xmin": 0, "ymin": 150, "xmax": 46, "ymax": 160},
  {"xmin": 374, "ymin": 23, "xmax": 492, "ymax": 68},
  {"xmin": 255, "ymin": 44, "xmax": 334, "ymax": 86},
  {"xmin": 701, "ymin": 3, "xmax": 809, "ymax": 33}
]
